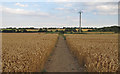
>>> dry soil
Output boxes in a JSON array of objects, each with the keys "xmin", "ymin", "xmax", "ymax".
[{"xmin": 44, "ymin": 35, "xmax": 84, "ymax": 72}]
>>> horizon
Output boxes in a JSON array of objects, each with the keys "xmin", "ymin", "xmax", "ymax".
[{"xmin": 0, "ymin": 25, "xmax": 119, "ymax": 29}]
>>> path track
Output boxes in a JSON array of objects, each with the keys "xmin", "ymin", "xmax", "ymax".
[{"xmin": 44, "ymin": 35, "xmax": 84, "ymax": 72}]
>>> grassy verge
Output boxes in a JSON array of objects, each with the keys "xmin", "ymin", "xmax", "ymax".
[
  {"xmin": 59, "ymin": 33, "xmax": 66, "ymax": 40},
  {"xmin": 41, "ymin": 69, "xmax": 47, "ymax": 72},
  {"xmin": 64, "ymin": 32, "xmax": 115, "ymax": 34},
  {"xmin": 46, "ymin": 31, "xmax": 58, "ymax": 34}
]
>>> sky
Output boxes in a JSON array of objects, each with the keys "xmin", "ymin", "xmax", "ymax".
[{"xmin": 0, "ymin": 0, "xmax": 119, "ymax": 28}]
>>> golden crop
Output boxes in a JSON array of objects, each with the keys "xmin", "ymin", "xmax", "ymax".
[
  {"xmin": 76, "ymin": 29, "xmax": 93, "ymax": 32},
  {"xmin": 65, "ymin": 34, "xmax": 119, "ymax": 72},
  {"xmin": 2, "ymin": 33, "xmax": 58, "ymax": 72}
]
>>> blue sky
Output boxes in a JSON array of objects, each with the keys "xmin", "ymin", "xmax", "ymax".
[{"xmin": 0, "ymin": 0, "xmax": 119, "ymax": 28}]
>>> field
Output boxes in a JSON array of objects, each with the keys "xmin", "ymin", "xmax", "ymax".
[
  {"xmin": 48, "ymin": 29, "xmax": 93, "ymax": 32},
  {"xmin": 26, "ymin": 29, "xmax": 39, "ymax": 31},
  {"xmin": 1, "ymin": 33, "xmax": 119, "ymax": 72},
  {"xmin": 65, "ymin": 34, "xmax": 119, "ymax": 72},
  {"xmin": 76, "ymin": 29, "xmax": 93, "ymax": 32},
  {"xmin": 84, "ymin": 32, "xmax": 114, "ymax": 34},
  {"xmin": 2, "ymin": 33, "xmax": 58, "ymax": 72}
]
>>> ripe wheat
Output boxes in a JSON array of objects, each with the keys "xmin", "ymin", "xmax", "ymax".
[
  {"xmin": 65, "ymin": 34, "xmax": 118, "ymax": 72},
  {"xmin": 2, "ymin": 33, "xmax": 58, "ymax": 72}
]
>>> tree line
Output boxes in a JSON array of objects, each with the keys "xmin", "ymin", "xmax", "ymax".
[
  {"xmin": 0, "ymin": 26, "xmax": 120, "ymax": 33},
  {"xmin": 88, "ymin": 26, "xmax": 120, "ymax": 33}
]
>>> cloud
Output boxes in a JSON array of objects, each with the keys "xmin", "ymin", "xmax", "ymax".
[
  {"xmin": 0, "ymin": 6, "xmax": 2, "ymax": 12},
  {"xmin": 55, "ymin": 7, "xmax": 71, "ymax": 13},
  {"xmin": 93, "ymin": 0, "xmax": 119, "ymax": 2},
  {"xmin": 46, "ymin": 0, "xmax": 119, "ymax": 2},
  {"xmin": 15, "ymin": 3, "xmax": 28, "ymax": 7},
  {"xmin": 55, "ymin": 8, "xmax": 65, "ymax": 10},
  {"xmin": 55, "ymin": 7, "xmax": 79, "ymax": 14},
  {"xmin": 0, "ymin": 0, "xmax": 119, "ymax": 2},
  {"xmin": 83, "ymin": 2, "xmax": 118, "ymax": 15},
  {"xmin": 64, "ymin": 3, "xmax": 73, "ymax": 7},
  {"xmin": 55, "ymin": 2, "xmax": 118, "ymax": 15},
  {"xmin": 95, "ymin": 4, "xmax": 118, "ymax": 15},
  {"xmin": 47, "ymin": 0, "xmax": 69, "ymax": 2},
  {"xmin": 1, "ymin": 5, "xmax": 50, "ymax": 16}
]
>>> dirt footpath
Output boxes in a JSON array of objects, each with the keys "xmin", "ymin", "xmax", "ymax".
[{"xmin": 44, "ymin": 35, "xmax": 84, "ymax": 72}]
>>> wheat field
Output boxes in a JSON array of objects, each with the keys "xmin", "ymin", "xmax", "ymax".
[
  {"xmin": 2, "ymin": 33, "xmax": 58, "ymax": 72},
  {"xmin": 65, "ymin": 34, "xmax": 119, "ymax": 72}
]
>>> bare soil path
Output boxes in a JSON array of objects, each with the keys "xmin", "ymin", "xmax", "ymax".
[{"xmin": 44, "ymin": 35, "xmax": 84, "ymax": 72}]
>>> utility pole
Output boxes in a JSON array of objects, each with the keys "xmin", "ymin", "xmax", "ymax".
[{"xmin": 79, "ymin": 11, "xmax": 83, "ymax": 33}]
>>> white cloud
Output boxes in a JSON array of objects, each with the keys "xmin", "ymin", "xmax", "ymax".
[
  {"xmin": 64, "ymin": 3, "xmax": 73, "ymax": 7},
  {"xmin": 83, "ymin": 3, "xmax": 118, "ymax": 15},
  {"xmin": 93, "ymin": 0, "xmax": 119, "ymax": 2},
  {"xmin": 55, "ymin": 2, "xmax": 118, "ymax": 15},
  {"xmin": 96, "ymin": 4, "xmax": 117, "ymax": 11},
  {"xmin": 55, "ymin": 7, "xmax": 79, "ymax": 13},
  {"xmin": 46, "ymin": 0, "xmax": 119, "ymax": 2},
  {"xmin": 55, "ymin": 7, "xmax": 71, "ymax": 13},
  {"xmin": 95, "ymin": 4, "xmax": 118, "ymax": 15},
  {"xmin": 55, "ymin": 8, "xmax": 65, "ymax": 10},
  {"xmin": 15, "ymin": 3, "xmax": 28, "ymax": 7},
  {"xmin": 47, "ymin": 0, "xmax": 69, "ymax": 2},
  {"xmin": 0, "ymin": 6, "xmax": 2, "ymax": 12},
  {"xmin": 1, "ymin": 5, "xmax": 50, "ymax": 16}
]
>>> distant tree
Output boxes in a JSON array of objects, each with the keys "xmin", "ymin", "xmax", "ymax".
[
  {"xmin": 55, "ymin": 30, "xmax": 59, "ymax": 32},
  {"xmin": 73, "ymin": 29, "xmax": 77, "ymax": 32},
  {"xmin": 50, "ymin": 30, "xmax": 53, "ymax": 32},
  {"xmin": 78, "ymin": 29, "xmax": 83, "ymax": 32},
  {"xmin": 16, "ymin": 29, "xmax": 21, "ymax": 33},
  {"xmin": 30, "ymin": 27, "xmax": 34, "ymax": 29},
  {"xmin": 88, "ymin": 30, "xmax": 92, "ymax": 32},
  {"xmin": 70, "ymin": 31, "xmax": 73, "ymax": 34},
  {"xmin": 6, "ymin": 27, "xmax": 12, "ymax": 29},
  {"xmin": 88, "ymin": 26, "xmax": 120, "ymax": 33},
  {"xmin": 65, "ymin": 29, "xmax": 69, "ymax": 32},
  {"xmin": 38, "ymin": 28, "xmax": 48, "ymax": 32},
  {"xmin": 44, "ymin": 28, "xmax": 48, "ymax": 32},
  {"xmin": 2, "ymin": 29, "xmax": 16, "ymax": 33},
  {"xmin": 38, "ymin": 28, "xmax": 43, "ymax": 32},
  {"xmin": 23, "ymin": 29, "xmax": 27, "ymax": 32},
  {"xmin": 59, "ymin": 30, "xmax": 64, "ymax": 34}
]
